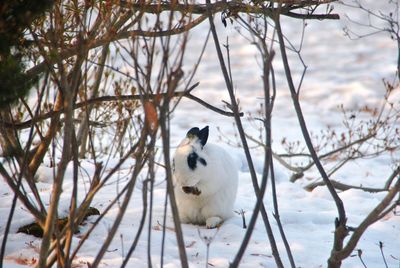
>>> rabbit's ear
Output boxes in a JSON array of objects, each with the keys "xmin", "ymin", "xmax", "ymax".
[
  {"xmin": 186, "ymin": 127, "xmax": 200, "ymax": 138},
  {"xmin": 198, "ymin": 126, "xmax": 209, "ymax": 147}
]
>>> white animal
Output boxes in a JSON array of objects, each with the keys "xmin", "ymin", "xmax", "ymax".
[{"xmin": 172, "ymin": 126, "xmax": 238, "ymax": 228}]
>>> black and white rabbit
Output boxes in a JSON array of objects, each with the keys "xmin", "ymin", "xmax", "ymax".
[{"xmin": 172, "ymin": 126, "xmax": 238, "ymax": 228}]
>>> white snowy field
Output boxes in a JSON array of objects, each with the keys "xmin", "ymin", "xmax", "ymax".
[{"xmin": 1, "ymin": 1, "xmax": 400, "ymax": 268}]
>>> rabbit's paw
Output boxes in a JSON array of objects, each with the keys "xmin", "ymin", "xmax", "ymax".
[{"xmin": 206, "ymin": 216, "xmax": 222, "ymax": 229}]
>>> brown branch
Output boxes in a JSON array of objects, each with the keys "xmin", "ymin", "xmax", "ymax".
[
  {"xmin": 384, "ymin": 166, "xmax": 400, "ymax": 189},
  {"xmin": 28, "ymin": 92, "xmax": 63, "ymax": 175},
  {"xmin": 119, "ymin": 0, "xmax": 339, "ymax": 19},
  {"xmin": 184, "ymin": 93, "xmax": 242, "ymax": 117},
  {"xmin": 26, "ymin": 1, "xmax": 339, "ymax": 80},
  {"xmin": 305, "ymin": 179, "xmax": 389, "ymax": 193},
  {"xmin": 25, "ymin": 13, "xmax": 208, "ymax": 80},
  {"xmin": 0, "ymin": 83, "xmax": 242, "ymax": 130},
  {"xmin": 328, "ymin": 167, "xmax": 400, "ymax": 266},
  {"xmin": 285, "ymin": 11, "xmax": 339, "ymax": 20},
  {"xmin": 0, "ymin": 164, "xmax": 45, "ymax": 223}
]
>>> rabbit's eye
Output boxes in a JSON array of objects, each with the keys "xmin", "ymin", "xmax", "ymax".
[
  {"xmin": 187, "ymin": 152, "xmax": 198, "ymax": 170},
  {"xmin": 187, "ymin": 152, "xmax": 207, "ymax": 170}
]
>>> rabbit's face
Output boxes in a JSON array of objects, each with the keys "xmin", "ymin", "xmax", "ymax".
[{"xmin": 173, "ymin": 126, "xmax": 209, "ymax": 193}]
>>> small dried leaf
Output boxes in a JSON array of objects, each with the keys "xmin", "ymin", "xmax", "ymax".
[
  {"xmin": 144, "ymin": 101, "xmax": 158, "ymax": 133},
  {"xmin": 152, "ymin": 225, "xmax": 161, "ymax": 231}
]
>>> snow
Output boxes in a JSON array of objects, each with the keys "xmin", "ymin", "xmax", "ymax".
[{"xmin": 1, "ymin": 1, "xmax": 400, "ymax": 268}]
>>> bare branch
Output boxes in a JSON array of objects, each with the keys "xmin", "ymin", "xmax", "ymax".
[
  {"xmin": 119, "ymin": 0, "xmax": 339, "ymax": 19},
  {"xmin": 0, "ymin": 83, "xmax": 243, "ymax": 131},
  {"xmin": 25, "ymin": 1, "xmax": 339, "ymax": 80},
  {"xmin": 329, "ymin": 167, "xmax": 400, "ymax": 265},
  {"xmin": 305, "ymin": 179, "xmax": 390, "ymax": 193}
]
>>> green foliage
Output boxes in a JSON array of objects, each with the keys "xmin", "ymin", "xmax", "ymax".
[
  {"xmin": 0, "ymin": 54, "xmax": 35, "ymax": 107},
  {"xmin": 0, "ymin": 0, "xmax": 53, "ymax": 107}
]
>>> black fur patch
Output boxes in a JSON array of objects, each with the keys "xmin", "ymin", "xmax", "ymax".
[
  {"xmin": 198, "ymin": 157, "xmax": 207, "ymax": 166},
  {"xmin": 187, "ymin": 152, "xmax": 198, "ymax": 170},
  {"xmin": 172, "ymin": 159, "xmax": 176, "ymax": 173},
  {"xmin": 182, "ymin": 186, "xmax": 201, "ymax": 195}
]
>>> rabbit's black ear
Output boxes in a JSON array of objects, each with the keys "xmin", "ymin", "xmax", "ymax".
[
  {"xmin": 186, "ymin": 127, "xmax": 200, "ymax": 138},
  {"xmin": 198, "ymin": 126, "xmax": 209, "ymax": 147}
]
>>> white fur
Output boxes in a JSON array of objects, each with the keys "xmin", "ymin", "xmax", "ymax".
[{"xmin": 173, "ymin": 136, "xmax": 238, "ymax": 228}]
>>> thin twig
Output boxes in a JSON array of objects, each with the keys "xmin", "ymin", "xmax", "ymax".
[
  {"xmin": 357, "ymin": 249, "xmax": 368, "ymax": 268},
  {"xmin": 379, "ymin": 241, "xmax": 389, "ymax": 268}
]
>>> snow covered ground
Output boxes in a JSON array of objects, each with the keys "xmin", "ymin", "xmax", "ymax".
[{"xmin": 1, "ymin": 1, "xmax": 400, "ymax": 267}]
